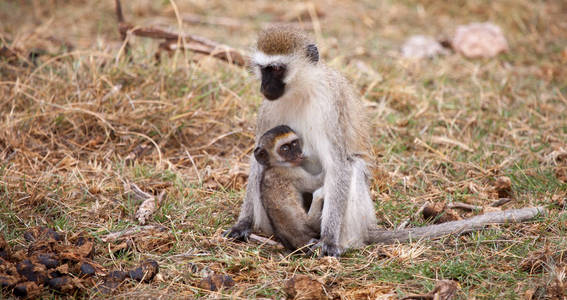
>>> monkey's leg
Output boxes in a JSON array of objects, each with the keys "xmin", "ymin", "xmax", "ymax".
[
  {"xmin": 341, "ymin": 158, "xmax": 377, "ymax": 247},
  {"xmin": 317, "ymin": 160, "xmax": 352, "ymax": 257},
  {"xmin": 224, "ymin": 157, "xmax": 272, "ymax": 241}
]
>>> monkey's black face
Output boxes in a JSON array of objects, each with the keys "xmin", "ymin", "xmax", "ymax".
[
  {"xmin": 260, "ymin": 65, "xmax": 286, "ymax": 101},
  {"xmin": 277, "ymin": 139, "xmax": 303, "ymax": 165}
]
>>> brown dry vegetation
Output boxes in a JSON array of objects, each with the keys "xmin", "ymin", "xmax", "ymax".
[{"xmin": 1, "ymin": 0, "xmax": 566, "ymax": 298}]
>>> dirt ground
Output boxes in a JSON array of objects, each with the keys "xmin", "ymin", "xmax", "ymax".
[{"xmin": 1, "ymin": 0, "xmax": 566, "ymax": 298}]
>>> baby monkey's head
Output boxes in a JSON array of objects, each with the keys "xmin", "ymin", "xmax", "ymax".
[{"xmin": 254, "ymin": 125, "xmax": 303, "ymax": 168}]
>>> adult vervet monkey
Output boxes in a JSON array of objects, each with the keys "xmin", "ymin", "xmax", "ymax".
[{"xmin": 225, "ymin": 25, "xmax": 376, "ymax": 257}]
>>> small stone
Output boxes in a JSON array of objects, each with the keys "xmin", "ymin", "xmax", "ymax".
[
  {"xmin": 401, "ymin": 35, "xmax": 449, "ymax": 59},
  {"xmin": 452, "ymin": 22, "xmax": 509, "ymax": 58}
]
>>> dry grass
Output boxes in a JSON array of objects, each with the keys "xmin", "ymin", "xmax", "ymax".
[{"xmin": 1, "ymin": 0, "xmax": 566, "ymax": 298}]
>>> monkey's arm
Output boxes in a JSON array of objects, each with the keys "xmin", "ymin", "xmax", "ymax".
[
  {"xmin": 367, "ymin": 206, "xmax": 545, "ymax": 244},
  {"xmin": 290, "ymin": 167, "xmax": 324, "ymax": 192},
  {"xmin": 306, "ymin": 187, "xmax": 324, "ymax": 230},
  {"xmin": 224, "ymin": 157, "xmax": 262, "ymax": 241}
]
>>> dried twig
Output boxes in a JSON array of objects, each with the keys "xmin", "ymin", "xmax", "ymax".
[
  {"xmin": 397, "ymin": 202, "xmax": 430, "ymax": 230},
  {"xmin": 101, "ymin": 225, "xmax": 167, "ymax": 242},
  {"xmin": 369, "ymin": 206, "xmax": 545, "ymax": 244},
  {"xmin": 249, "ymin": 234, "xmax": 281, "ymax": 247},
  {"xmin": 114, "ymin": 0, "xmax": 246, "ymax": 66},
  {"xmin": 491, "ymin": 198, "xmax": 512, "ymax": 207},
  {"xmin": 446, "ymin": 201, "xmax": 482, "ymax": 211}
]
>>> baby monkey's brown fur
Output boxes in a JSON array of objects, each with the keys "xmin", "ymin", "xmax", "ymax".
[{"xmin": 254, "ymin": 125, "xmax": 324, "ymax": 251}]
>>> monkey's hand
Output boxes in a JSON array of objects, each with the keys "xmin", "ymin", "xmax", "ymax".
[
  {"xmin": 223, "ymin": 219, "xmax": 252, "ymax": 242},
  {"xmin": 309, "ymin": 239, "xmax": 343, "ymax": 257}
]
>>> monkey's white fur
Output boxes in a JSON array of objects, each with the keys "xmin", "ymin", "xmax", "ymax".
[{"xmin": 243, "ymin": 52, "xmax": 377, "ymax": 250}]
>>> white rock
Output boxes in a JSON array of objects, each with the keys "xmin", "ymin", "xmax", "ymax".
[
  {"xmin": 452, "ymin": 22, "xmax": 509, "ymax": 58},
  {"xmin": 401, "ymin": 35, "xmax": 448, "ymax": 59}
]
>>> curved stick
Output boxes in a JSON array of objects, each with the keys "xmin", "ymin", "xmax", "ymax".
[{"xmin": 368, "ymin": 206, "xmax": 546, "ymax": 244}]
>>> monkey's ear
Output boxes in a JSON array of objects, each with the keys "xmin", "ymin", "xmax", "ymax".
[
  {"xmin": 254, "ymin": 147, "xmax": 269, "ymax": 166},
  {"xmin": 306, "ymin": 44, "xmax": 319, "ymax": 63}
]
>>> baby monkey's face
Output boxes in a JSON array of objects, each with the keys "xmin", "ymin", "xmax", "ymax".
[{"xmin": 254, "ymin": 125, "xmax": 304, "ymax": 168}]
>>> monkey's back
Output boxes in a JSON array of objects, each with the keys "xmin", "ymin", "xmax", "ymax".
[{"xmin": 260, "ymin": 167, "xmax": 320, "ymax": 251}]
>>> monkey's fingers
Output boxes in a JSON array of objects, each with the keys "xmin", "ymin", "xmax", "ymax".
[
  {"xmin": 310, "ymin": 240, "xmax": 343, "ymax": 258},
  {"xmin": 303, "ymin": 238, "xmax": 320, "ymax": 256},
  {"xmin": 223, "ymin": 222, "xmax": 252, "ymax": 242}
]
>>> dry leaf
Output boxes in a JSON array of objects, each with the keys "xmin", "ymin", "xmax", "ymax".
[{"xmin": 285, "ymin": 275, "xmax": 327, "ymax": 300}]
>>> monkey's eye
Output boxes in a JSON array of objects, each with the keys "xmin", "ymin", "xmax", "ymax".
[
  {"xmin": 291, "ymin": 140, "xmax": 299, "ymax": 147},
  {"xmin": 280, "ymin": 144, "xmax": 290, "ymax": 152}
]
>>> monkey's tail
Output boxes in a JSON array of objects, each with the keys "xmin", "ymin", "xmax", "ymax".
[{"xmin": 367, "ymin": 206, "xmax": 546, "ymax": 245}]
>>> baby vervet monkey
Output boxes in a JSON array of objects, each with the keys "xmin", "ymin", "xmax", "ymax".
[
  {"xmin": 225, "ymin": 25, "xmax": 376, "ymax": 257},
  {"xmin": 253, "ymin": 125, "xmax": 324, "ymax": 251}
]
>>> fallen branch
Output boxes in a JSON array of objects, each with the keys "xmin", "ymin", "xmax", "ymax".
[
  {"xmin": 368, "ymin": 206, "xmax": 545, "ymax": 244},
  {"xmin": 491, "ymin": 197, "xmax": 512, "ymax": 207},
  {"xmin": 397, "ymin": 202, "xmax": 430, "ymax": 230},
  {"xmin": 101, "ymin": 225, "xmax": 167, "ymax": 242},
  {"xmin": 118, "ymin": 23, "xmax": 246, "ymax": 66},
  {"xmin": 115, "ymin": 0, "xmax": 246, "ymax": 67},
  {"xmin": 446, "ymin": 201, "xmax": 482, "ymax": 211},
  {"xmin": 249, "ymin": 234, "xmax": 281, "ymax": 247}
]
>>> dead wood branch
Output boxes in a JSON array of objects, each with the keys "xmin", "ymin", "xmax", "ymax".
[
  {"xmin": 397, "ymin": 202, "xmax": 430, "ymax": 229},
  {"xmin": 101, "ymin": 225, "xmax": 167, "ymax": 242},
  {"xmin": 117, "ymin": 22, "xmax": 246, "ymax": 67},
  {"xmin": 491, "ymin": 197, "xmax": 512, "ymax": 207},
  {"xmin": 249, "ymin": 234, "xmax": 281, "ymax": 247},
  {"xmin": 446, "ymin": 201, "xmax": 482, "ymax": 211},
  {"xmin": 369, "ymin": 206, "xmax": 545, "ymax": 244},
  {"xmin": 114, "ymin": 0, "xmax": 246, "ymax": 66}
]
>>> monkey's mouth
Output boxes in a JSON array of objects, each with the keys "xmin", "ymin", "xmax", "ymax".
[
  {"xmin": 260, "ymin": 83, "xmax": 286, "ymax": 101},
  {"xmin": 290, "ymin": 155, "xmax": 304, "ymax": 166}
]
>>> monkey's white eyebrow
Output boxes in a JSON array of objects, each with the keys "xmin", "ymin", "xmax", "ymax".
[{"xmin": 252, "ymin": 52, "xmax": 290, "ymax": 66}]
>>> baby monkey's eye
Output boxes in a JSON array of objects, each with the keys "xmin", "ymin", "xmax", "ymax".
[
  {"xmin": 280, "ymin": 144, "xmax": 290, "ymax": 152},
  {"xmin": 291, "ymin": 140, "xmax": 299, "ymax": 147}
]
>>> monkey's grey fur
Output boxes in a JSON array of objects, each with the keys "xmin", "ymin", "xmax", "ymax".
[{"xmin": 225, "ymin": 26, "xmax": 375, "ymax": 257}]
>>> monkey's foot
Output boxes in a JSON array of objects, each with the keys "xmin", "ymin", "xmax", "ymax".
[
  {"xmin": 223, "ymin": 221, "xmax": 252, "ymax": 242},
  {"xmin": 309, "ymin": 240, "xmax": 343, "ymax": 257}
]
